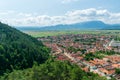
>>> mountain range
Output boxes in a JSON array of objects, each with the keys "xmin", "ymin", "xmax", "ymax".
[{"xmin": 16, "ymin": 21, "xmax": 120, "ymax": 31}]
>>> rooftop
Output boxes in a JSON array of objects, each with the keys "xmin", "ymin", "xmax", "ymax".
[{"xmin": 109, "ymin": 39, "xmax": 120, "ymax": 47}]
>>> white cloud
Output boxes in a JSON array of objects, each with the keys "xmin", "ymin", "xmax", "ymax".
[{"xmin": 0, "ymin": 8, "xmax": 120, "ymax": 26}]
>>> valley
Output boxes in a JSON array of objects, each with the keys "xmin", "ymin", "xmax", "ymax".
[
  {"xmin": 36, "ymin": 31, "xmax": 120, "ymax": 80},
  {"xmin": 0, "ymin": 0, "xmax": 120, "ymax": 80},
  {"xmin": 0, "ymin": 22, "xmax": 110, "ymax": 80}
]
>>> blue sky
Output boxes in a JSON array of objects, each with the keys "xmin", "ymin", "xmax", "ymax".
[{"xmin": 0, "ymin": 0, "xmax": 120, "ymax": 26}]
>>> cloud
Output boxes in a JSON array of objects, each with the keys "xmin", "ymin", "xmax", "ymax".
[
  {"xmin": 0, "ymin": 8, "xmax": 120, "ymax": 26},
  {"xmin": 61, "ymin": 0, "xmax": 78, "ymax": 4}
]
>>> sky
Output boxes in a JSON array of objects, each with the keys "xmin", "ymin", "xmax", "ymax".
[{"xmin": 0, "ymin": 0, "xmax": 120, "ymax": 26}]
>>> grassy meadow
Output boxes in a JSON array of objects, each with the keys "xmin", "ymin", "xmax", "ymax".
[{"xmin": 24, "ymin": 30, "xmax": 120, "ymax": 38}]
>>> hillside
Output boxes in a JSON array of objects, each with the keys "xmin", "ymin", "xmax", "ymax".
[
  {"xmin": 0, "ymin": 22, "xmax": 50, "ymax": 75},
  {"xmin": 16, "ymin": 21, "xmax": 120, "ymax": 31}
]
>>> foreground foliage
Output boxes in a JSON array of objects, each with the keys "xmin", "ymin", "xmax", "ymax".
[
  {"xmin": 0, "ymin": 60, "xmax": 107, "ymax": 80},
  {"xmin": 115, "ymin": 68, "xmax": 120, "ymax": 74}
]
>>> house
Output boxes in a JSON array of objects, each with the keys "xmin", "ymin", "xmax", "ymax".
[{"xmin": 109, "ymin": 39, "xmax": 120, "ymax": 47}]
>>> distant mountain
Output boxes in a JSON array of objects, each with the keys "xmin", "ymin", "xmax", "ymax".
[
  {"xmin": 0, "ymin": 22, "xmax": 50, "ymax": 75},
  {"xmin": 103, "ymin": 24, "xmax": 120, "ymax": 30},
  {"xmin": 16, "ymin": 21, "xmax": 120, "ymax": 31}
]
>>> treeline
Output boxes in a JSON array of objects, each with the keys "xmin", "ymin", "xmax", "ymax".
[
  {"xmin": 0, "ymin": 22, "xmax": 50, "ymax": 75},
  {"xmin": 84, "ymin": 50, "xmax": 120, "ymax": 61},
  {"xmin": 0, "ymin": 59, "xmax": 107, "ymax": 80}
]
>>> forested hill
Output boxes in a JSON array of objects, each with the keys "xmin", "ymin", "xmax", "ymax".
[{"xmin": 0, "ymin": 22, "xmax": 50, "ymax": 75}]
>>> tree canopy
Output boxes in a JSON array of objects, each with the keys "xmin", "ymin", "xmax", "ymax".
[
  {"xmin": 0, "ymin": 22, "xmax": 50, "ymax": 75},
  {"xmin": 0, "ymin": 60, "xmax": 107, "ymax": 80}
]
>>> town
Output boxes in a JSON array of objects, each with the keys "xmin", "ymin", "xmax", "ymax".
[{"xmin": 38, "ymin": 34, "xmax": 120, "ymax": 80}]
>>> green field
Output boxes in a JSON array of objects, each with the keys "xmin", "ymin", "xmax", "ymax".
[{"xmin": 24, "ymin": 30, "xmax": 120, "ymax": 38}]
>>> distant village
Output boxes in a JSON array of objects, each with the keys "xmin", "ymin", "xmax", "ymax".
[{"xmin": 38, "ymin": 34, "xmax": 120, "ymax": 80}]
